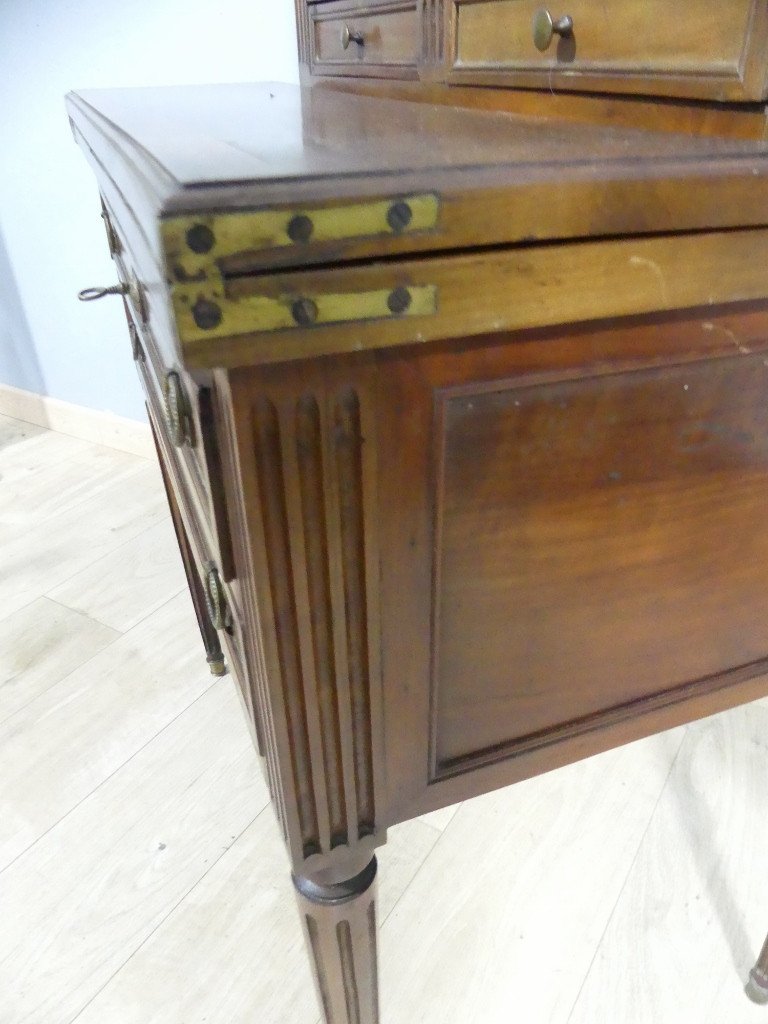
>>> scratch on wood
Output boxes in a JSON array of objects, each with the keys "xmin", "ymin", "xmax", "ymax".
[{"xmin": 629, "ymin": 255, "xmax": 669, "ymax": 305}]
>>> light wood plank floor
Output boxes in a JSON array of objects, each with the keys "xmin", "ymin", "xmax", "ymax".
[{"xmin": 2, "ymin": 411, "xmax": 768, "ymax": 1024}]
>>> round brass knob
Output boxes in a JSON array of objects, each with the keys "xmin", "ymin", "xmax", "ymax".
[
  {"xmin": 204, "ymin": 563, "xmax": 231, "ymax": 631},
  {"xmin": 533, "ymin": 8, "xmax": 573, "ymax": 51},
  {"xmin": 340, "ymin": 24, "xmax": 365, "ymax": 49},
  {"xmin": 162, "ymin": 370, "xmax": 193, "ymax": 447}
]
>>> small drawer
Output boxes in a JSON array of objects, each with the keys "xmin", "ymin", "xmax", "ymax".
[
  {"xmin": 150, "ymin": 401, "xmax": 255, "ymax": 740},
  {"xmin": 311, "ymin": 1, "xmax": 419, "ymax": 75},
  {"xmin": 451, "ymin": 0, "xmax": 766, "ymax": 102},
  {"xmin": 131, "ymin": 312, "xmax": 236, "ymax": 583}
]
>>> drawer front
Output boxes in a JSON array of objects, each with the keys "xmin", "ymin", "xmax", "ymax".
[
  {"xmin": 451, "ymin": 0, "xmax": 766, "ymax": 101},
  {"xmin": 149, "ymin": 397, "xmax": 253, "ymax": 731},
  {"xmin": 311, "ymin": 1, "xmax": 419, "ymax": 75},
  {"xmin": 137, "ymin": 318, "xmax": 235, "ymax": 582}
]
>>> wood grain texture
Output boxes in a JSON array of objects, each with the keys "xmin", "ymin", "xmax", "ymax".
[
  {"xmin": 311, "ymin": 0, "xmax": 419, "ymax": 78},
  {"xmin": 376, "ymin": 304, "xmax": 768, "ymax": 822},
  {"xmin": 7, "ymin": 416, "xmax": 768, "ymax": 1023},
  {"xmin": 568, "ymin": 704, "xmax": 768, "ymax": 1024},
  {"xmin": 46, "ymin": 519, "xmax": 186, "ymax": 632},
  {"xmin": 295, "ymin": 859, "xmax": 380, "ymax": 1024},
  {"xmin": 188, "ymin": 229, "xmax": 768, "ymax": 368},
  {"xmin": 69, "ymin": 813, "xmax": 440, "ymax": 1024},
  {"xmin": 319, "ymin": 76, "xmax": 768, "ymax": 141},
  {"xmin": 381, "ymin": 728, "xmax": 685, "ymax": 1024},
  {"xmin": 66, "ymin": 75, "xmax": 768, "ymax": 1024},
  {"xmin": 0, "ymin": 456, "xmax": 168, "ymax": 621},
  {"xmin": 449, "ymin": 0, "xmax": 768, "ymax": 101},
  {"xmin": 0, "ymin": 592, "xmax": 214, "ymax": 869},
  {"xmin": 67, "ymin": 83, "xmax": 768, "ymax": 272},
  {"xmin": 431, "ymin": 350, "xmax": 768, "ymax": 773},
  {"xmin": 421, "ymin": 0, "xmax": 446, "ymax": 69},
  {"xmin": 0, "ymin": 680, "xmax": 266, "ymax": 1024},
  {"xmin": 0, "ymin": 598, "xmax": 118, "ymax": 725}
]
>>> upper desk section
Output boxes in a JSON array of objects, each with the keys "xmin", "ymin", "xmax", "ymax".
[
  {"xmin": 67, "ymin": 82, "xmax": 768, "ymax": 368},
  {"xmin": 298, "ymin": 0, "xmax": 768, "ymax": 103}
]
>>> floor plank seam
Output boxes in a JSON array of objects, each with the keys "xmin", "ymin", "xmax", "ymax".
[
  {"xmin": 0, "ymin": 602, "xmax": 119, "ymax": 729},
  {"xmin": 64, "ymin": 810, "xmax": 265, "ymax": 1024},
  {"xmin": 0, "ymin": 673, "xmax": 226, "ymax": 880},
  {"xmin": 377, "ymin": 810, "xmax": 461, "ymax": 928},
  {"xmin": 563, "ymin": 728, "xmax": 689, "ymax": 1024},
  {"xmin": 45, "ymin": 580, "xmax": 187, "ymax": 636},
  {"xmin": 0, "ymin": 589, "xmax": 190, "ymax": 740}
]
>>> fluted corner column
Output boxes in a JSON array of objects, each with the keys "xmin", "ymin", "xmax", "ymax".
[
  {"xmin": 747, "ymin": 932, "xmax": 768, "ymax": 1004},
  {"xmin": 293, "ymin": 856, "xmax": 379, "ymax": 1024}
]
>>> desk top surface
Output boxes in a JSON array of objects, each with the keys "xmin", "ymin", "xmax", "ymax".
[
  {"xmin": 67, "ymin": 81, "xmax": 768, "ymax": 368},
  {"xmin": 69, "ymin": 81, "xmax": 768, "ymax": 197}
]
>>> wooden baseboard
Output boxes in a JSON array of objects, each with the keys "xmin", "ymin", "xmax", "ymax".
[{"xmin": 0, "ymin": 382, "xmax": 153, "ymax": 459}]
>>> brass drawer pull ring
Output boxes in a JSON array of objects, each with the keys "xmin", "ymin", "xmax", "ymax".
[
  {"xmin": 341, "ymin": 25, "xmax": 365, "ymax": 49},
  {"xmin": 533, "ymin": 9, "xmax": 573, "ymax": 51},
  {"xmin": 204, "ymin": 563, "xmax": 231, "ymax": 632},
  {"xmin": 162, "ymin": 370, "xmax": 193, "ymax": 448},
  {"xmin": 78, "ymin": 284, "xmax": 129, "ymax": 301}
]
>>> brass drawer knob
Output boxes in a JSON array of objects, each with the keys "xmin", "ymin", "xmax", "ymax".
[
  {"xmin": 341, "ymin": 24, "xmax": 365, "ymax": 49},
  {"xmin": 162, "ymin": 370, "xmax": 193, "ymax": 447},
  {"xmin": 533, "ymin": 8, "xmax": 573, "ymax": 51},
  {"xmin": 204, "ymin": 563, "xmax": 231, "ymax": 631}
]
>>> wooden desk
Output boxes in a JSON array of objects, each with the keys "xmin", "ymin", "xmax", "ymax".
[{"xmin": 68, "ymin": 80, "xmax": 768, "ymax": 1022}]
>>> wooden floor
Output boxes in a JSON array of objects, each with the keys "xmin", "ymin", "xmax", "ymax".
[{"xmin": 2, "ymin": 411, "xmax": 768, "ymax": 1024}]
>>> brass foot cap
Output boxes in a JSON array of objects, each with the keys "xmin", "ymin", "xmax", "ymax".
[
  {"xmin": 208, "ymin": 657, "xmax": 227, "ymax": 677},
  {"xmin": 746, "ymin": 972, "xmax": 768, "ymax": 1005}
]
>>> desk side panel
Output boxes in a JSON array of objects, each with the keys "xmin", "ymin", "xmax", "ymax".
[{"xmin": 377, "ymin": 304, "xmax": 768, "ymax": 821}]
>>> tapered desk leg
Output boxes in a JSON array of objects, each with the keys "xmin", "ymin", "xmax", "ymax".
[
  {"xmin": 747, "ymin": 933, "xmax": 768, "ymax": 1004},
  {"xmin": 293, "ymin": 856, "xmax": 380, "ymax": 1024}
]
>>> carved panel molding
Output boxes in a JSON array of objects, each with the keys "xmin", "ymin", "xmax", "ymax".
[{"xmin": 241, "ymin": 376, "xmax": 384, "ymax": 870}]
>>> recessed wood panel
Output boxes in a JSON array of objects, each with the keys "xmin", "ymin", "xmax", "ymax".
[
  {"xmin": 311, "ymin": 2, "xmax": 419, "ymax": 75},
  {"xmin": 432, "ymin": 352, "xmax": 768, "ymax": 773},
  {"xmin": 456, "ymin": 0, "xmax": 750, "ymax": 73},
  {"xmin": 451, "ymin": 0, "xmax": 768, "ymax": 101}
]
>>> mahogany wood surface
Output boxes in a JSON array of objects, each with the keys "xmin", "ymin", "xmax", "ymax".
[
  {"xmin": 68, "ymin": 76, "xmax": 768, "ymax": 1023},
  {"xmin": 310, "ymin": 0, "xmax": 419, "ymax": 79},
  {"xmin": 319, "ymin": 76, "xmax": 768, "ymax": 140},
  {"xmin": 447, "ymin": 0, "xmax": 768, "ymax": 102}
]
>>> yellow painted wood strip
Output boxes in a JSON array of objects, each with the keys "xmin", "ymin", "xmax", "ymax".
[
  {"xmin": 162, "ymin": 193, "xmax": 440, "ymax": 276},
  {"xmin": 172, "ymin": 284, "xmax": 438, "ymax": 342}
]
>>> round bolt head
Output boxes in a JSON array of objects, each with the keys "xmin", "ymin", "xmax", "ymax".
[
  {"xmin": 387, "ymin": 286, "xmax": 412, "ymax": 315},
  {"xmin": 192, "ymin": 298, "xmax": 223, "ymax": 330},
  {"xmin": 287, "ymin": 214, "xmax": 314, "ymax": 243},
  {"xmin": 291, "ymin": 297, "xmax": 319, "ymax": 327},
  {"xmin": 185, "ymin": 223, "xmax": 216, "ymax": 254},
  {"xmin": 387, "ymin": 201, "xmax": 413, "ymax": 233}
]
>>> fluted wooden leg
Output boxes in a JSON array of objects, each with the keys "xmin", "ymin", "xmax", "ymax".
[
  {"xmin": 293, "ymin": 856, "xmax": 379, "ymax": 1024},
  {"xmin": 747, "ymin": 932, "xmax": 768, "ymax": 1004}
]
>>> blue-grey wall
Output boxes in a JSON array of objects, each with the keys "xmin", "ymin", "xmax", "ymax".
[
  {"xmin": 0, "ymin": 1, "xmax": 299, "ymax": 422},
  {"xmin": 0, "ymin": 226, "xmax": 44, "ymax": 397}
]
